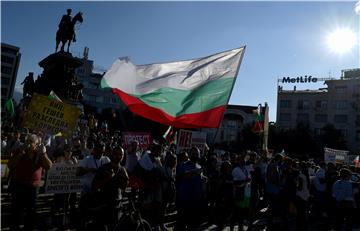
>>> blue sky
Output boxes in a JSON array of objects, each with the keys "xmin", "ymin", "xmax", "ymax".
[{"xmin": 2, "ymin": 1, "xmax": 359, "ymax": 121}]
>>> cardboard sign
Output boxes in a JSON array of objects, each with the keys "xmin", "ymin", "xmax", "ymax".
[
  {"xmin": 177, "ymin": 129, "xmax": 207, "ymax": 154},
  {"xmin": 45, "ymin": 163, "xmax": 83, "ymax": 194},
  {"xmin": 22, "ymin": 93, "xmax": 81, "ymax": 137},
  {"xmin": 122, "ymin": 132, "xmax": 152, "ymax": 150},
  {"xmin": 1, "ymin": 159, "xmax": 9, "ymax": 178}
]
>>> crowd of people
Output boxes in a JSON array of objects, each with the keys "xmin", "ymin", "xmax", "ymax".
[{"xmin": 2, "ymin": 112, "xmax": 360, "ymax": 231}]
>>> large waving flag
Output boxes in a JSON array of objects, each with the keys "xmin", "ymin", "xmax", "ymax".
[{"xmin": 101, "ymin": 47, "xmax": 245, "ymax": 128}]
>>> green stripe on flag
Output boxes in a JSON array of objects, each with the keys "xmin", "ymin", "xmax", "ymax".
[{"xmin": 132, "ymin": 77, "xmax": 234, "ymax": 116}]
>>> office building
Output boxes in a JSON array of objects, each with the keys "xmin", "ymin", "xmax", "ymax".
[
  {"xmin": 1, "ymin": 43, "xmax": 21, "ymax": 107},
  {"xmin": 277, "ymin": 68, "xmax": 360, "ymax": 154}
]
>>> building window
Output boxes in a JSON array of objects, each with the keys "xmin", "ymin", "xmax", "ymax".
[
  {"xmin": 356, "ymin": 115, "xmax": 360, "ymax": 126},
  {"xmin": 297, "ymin": 100, "xmax": 310, "ymax": 110},
  {"xmin": 315, "ymin": 100, "xmax": 327, "ymax": 109},
  {"xmin": 1, "ymin": 88, "xmax": 8, "ymax": 96},
  {"xmin": 103, "ymin": 97, "xmax": 111, "ymax": 104},
  {"xmin": 314, "ymin": 128, "xmax": 321, "ymax": 136},
  {"xmin": 356, "ymin": 130, "xmax": 360, "ymax": 141},
  {"xmin": 297, "ymin": 113, "xmax": 309, "ymax": 122},
  {"xmin": 1, "ymin": 47, "xmax": 18, "ymax": 55},
  {"xmin": 111, "ymin": 97, "xmax": 118, "ymax": 104},
  {"xmin": 335, "ymin": 86, "xmax": 347, "ymax": 94},
  {"xmin": 340, "ymin": 129, "xmax": 347, "ymax": 138},
  {"xmin": 76, "ymin": 68, "xmax": 85, "ymax": 75},
  {"xmin": 229, "ymin": 130, "xmax": 237, "ymax": 141},
  {"xmin": 1, "ymin": 65, "xmax": 12, "ymax": 74},
  {"xmin": 279, "ymin": 113, "xmax": 291, "ymax": 122},
  {"xmin": 335, "ymin": 100, "xmax": 348, "ymax": 110},
  {"xmin": 96, "ymin": 96, "xmax": 103, "ymax": 103},
  {"xmin": 227, "ymin": 120, "xmax": 237, "ymax": 128},
  {"xmin": 1, "ymin": 78, "xmax": 10, "ymax": 85},
  {"xmin": 89, "ymin": 95, "xmax": 97, "ymax": 102},
  {"xmin": 334, "ymin": 114, "xmax": 348, "ymax": 123},
  {"xmin": 315, "ymin": 114, "xmax": 328, "ymax": 123},
  {"xmin": 1, "ymin": 55, "xmax": 14, "ymax": 64},
  {"xmin": 280, "ymin": 100, "xmax": 292, "ymax": 108}
]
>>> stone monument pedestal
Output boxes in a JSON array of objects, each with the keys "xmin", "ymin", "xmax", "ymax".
[{"xmin": 34, "ymin": 51, "xmax": 83, "ymax": 102}]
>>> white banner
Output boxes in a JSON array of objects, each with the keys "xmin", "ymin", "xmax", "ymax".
[
  {"xmin": 324, "ymin": 147, "xmax": 349, "ymax": 164},
  {"xmin": 45, "ymin": 163, "xmax": 83, "ymax": 194}
]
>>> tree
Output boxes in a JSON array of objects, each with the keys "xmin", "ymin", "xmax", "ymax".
[{"xmin": 319, "ymin": 123, "xmax": 347, "ymax": 150}]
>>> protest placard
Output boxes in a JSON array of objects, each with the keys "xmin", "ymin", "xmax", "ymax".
[
  {"xmin": 176, "ymin": 129, "xmax": 207, "ymax": 154},
  {"xmin": 45, "ymin": 163, "xmax": 83, "ymax": 194},
  {"xmin": 122, "ymin": 132, "xmax": 152, "ymax": 150},
  {"xmin": 1, "ymin": 160, "xmax": 9, "ymax": 179},
  {"xmin": 324, "ymin": 147, "xmax": 349, "ymax": 164},
  {"xmin": 22, "ymin": 93, "xmax": 81, "ymax": 137}
]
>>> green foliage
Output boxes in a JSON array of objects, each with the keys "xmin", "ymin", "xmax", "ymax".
[{"xmin": 268, "ymin": 122, "xmax": 347, "ymax": 159}]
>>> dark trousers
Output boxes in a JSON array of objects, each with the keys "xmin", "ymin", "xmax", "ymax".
[
  {"xmin": 294, "ymin": 196, "xmax": 308, "ymax": 231},
  {"xmin": 176, "ymin": 201, "xmax": 203, "ymax": 231},
  {"xmin": 335, "ymin": 205, "xmax": 354, "ymax": 231},
  {"xmin": 10, "ymin": 182, "xmax": 38, "ymax": 231}
]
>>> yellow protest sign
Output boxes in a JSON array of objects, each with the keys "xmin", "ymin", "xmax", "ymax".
[{"xmin": 22, "ymin": 93, "xmax": 80, "ymax": 137}]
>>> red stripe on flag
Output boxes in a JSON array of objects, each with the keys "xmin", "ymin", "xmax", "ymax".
[{"xmin": 112, "ymin": 88, "xmax": 226, "ymax": 128}]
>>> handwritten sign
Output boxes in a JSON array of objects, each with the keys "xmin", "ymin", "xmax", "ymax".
[
  {"xmin": 22, "ymin": 93, "xmax": 81, "ymax": 137},
  {"xmin": 45, "ymin": 163, "xmax": 83, "ymax": 194},
  {"xmin": 177, "ymin": 129, "xmax": 207, "ymax": 154},
  {"xmin": 122, "ymin": 132, "xmax": 152, "ymax": 150}
]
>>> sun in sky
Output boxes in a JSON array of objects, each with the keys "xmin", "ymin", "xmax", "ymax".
[{"xmin": 326, "ymin": 27, "xmax": 358, "ymax": 55}]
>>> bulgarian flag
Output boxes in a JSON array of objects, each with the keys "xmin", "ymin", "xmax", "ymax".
[
  {"xmin": 354, "ymin": 156, "xmax": 360, "ymax": 168},
  {"xmin": 252, "ymin": 104, "xmax": 264, "ymax": 133},
  {"xmin": 101, "ymin": 47, "xmax": 245, "ymax": 128}
]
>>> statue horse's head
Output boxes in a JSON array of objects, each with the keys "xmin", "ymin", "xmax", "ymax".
[{"xmin": 73, "ymin": 12, "xmax": 83, "ymax": 24}]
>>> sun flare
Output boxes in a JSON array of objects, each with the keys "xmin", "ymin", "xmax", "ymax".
[{"xmin": 326, "ymin": 28, "xmax": 357, "ymax": 55}]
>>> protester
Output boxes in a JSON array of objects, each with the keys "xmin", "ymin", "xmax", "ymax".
[
  {"xmin": 7, "ymin": 134, "xmax": 52, "ymax": 231},
  {"xmin": 76, "ymin": 141, "xmax": 111, "ymax": 229},
  {"xmin": 215, "ymin": 160, "xmax": 233, "ymax": 230},
  {"xmin": 175, "ymin": 147, "xmax": 207, "ymax": 230},
  {"xmin": 125, "ymin": 140, "xmax": 141, "ymax": 174},
  {"xmin": 312, "ymin": 161, "xmax": 327, "ymax": 218},
  {"xmin": 295, "ymin": 162, "xmax": 310, "ymax": 231},
  {"xmin": 231, "ymin": 154, "xmax": 251, "ymax": 230},
  {"xmin": 332, "ymin": 168, "xmax": 356, "ymax": 231},
  {"xmin": 135, "ymin": 143, "xmax": 164, "ymax": 230},
  {"xmin": 265, "ymin": 154, "xmax": 283, "ymax": 228},
  {"xmin": 92, "ymin": 146, "xmax": 129, "ymax": 231},
  {"xmin": 52, "ymin": 144, "xmax": 78, "ymax": 228}
]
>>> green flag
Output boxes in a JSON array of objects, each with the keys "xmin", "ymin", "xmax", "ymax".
[
  {"xmin": 48, "ymin": 90, "xmax": 62, "ymax": 102},
  {"xmin": 5, "ymin": 99, "xmax": 14, "ymax": 117}
]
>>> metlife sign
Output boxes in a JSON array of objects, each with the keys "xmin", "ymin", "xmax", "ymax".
[{"xmin": 281, "ymin": 75, "xmax": 317, "ymax": 83}]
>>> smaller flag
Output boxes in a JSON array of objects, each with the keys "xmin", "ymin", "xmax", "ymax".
[
  {"xmin": 252, "ymin": 104, "xmax": 264, "ymax": 133},
  {"xmin": 354, "ymin": 156, "xmax": 360, "ymax": 168},
  {"xmin": 163, "ymin": 126, "xmax": 177, "ymax": 144},
  {"xmin": 4, "ymin": 99, "xmax": 15, "ymax": 117},
  {"xmin": 48, "ymin": 90, "xmax": 62, "ymax": 102}
]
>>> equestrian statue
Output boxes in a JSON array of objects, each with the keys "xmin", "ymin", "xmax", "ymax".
[{"xmin": 55, "ymin": 9, "xmax": 83, "ymax": 53}]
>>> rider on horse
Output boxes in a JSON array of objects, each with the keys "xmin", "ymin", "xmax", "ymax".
[{"xmin": 59, "ymin": 9, "xmax": 76, "ymax": 42}]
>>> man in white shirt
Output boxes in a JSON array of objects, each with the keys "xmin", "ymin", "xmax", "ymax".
[
  {"xmin": 77, "ymin": 141, "xmax": 111, "ymax": 193},
  {"xmin": 76, "ymin": 141, "xmax": 111, "ymax": 229}
]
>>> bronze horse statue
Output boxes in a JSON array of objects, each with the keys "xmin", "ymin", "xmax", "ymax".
[{"xmin": 55, "ymin": 11, "xmax": 83, "ymax": 53}]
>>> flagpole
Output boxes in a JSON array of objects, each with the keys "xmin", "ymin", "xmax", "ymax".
[
  {"xmin": 212, "ymin": 46, "xmax": 246, "ymax": 145},
  {"xmin": 263, "ymin": 102, "xmax": 269, "ymax": 151}
]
